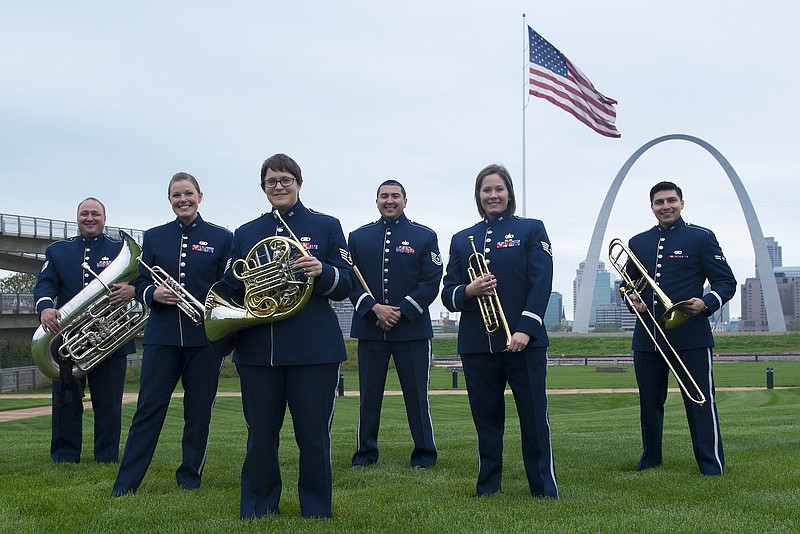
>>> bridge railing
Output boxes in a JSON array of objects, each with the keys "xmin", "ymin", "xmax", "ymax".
[
  {"xmin": 0, "ymin": 293, "xmax": 35, "ymax": 314},
  {"xmin": 0, "ymin": 213, "xmax": 143, "ymax": 243}
]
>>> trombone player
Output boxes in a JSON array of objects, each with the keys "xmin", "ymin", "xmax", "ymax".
[{"xmin": 625, "ymin": 181, "xmax": 736, "ymax": 475}]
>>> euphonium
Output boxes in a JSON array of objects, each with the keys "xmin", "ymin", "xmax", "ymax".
[
  {"xmin": 467, "ymin": 235, "xmax": 512, "ymax": 348},
  {"xmin": 31, "ymin": 231, "xmax": 149, "ymax": 381},
  {"xmin": 608, "ymin": 238, "xmax": 706, "ymax": 404},
  {"xmin": 138, "ymin": 256, "xmax": 205, "ymax": 325},
  {"xmin": 204, "ymin": 211, "xmax": 313, "ymax": 355}
]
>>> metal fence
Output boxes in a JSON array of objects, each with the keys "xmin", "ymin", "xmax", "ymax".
[
  {"xmin": 0, "ymin": 366, "xmax": 50, "ymax": 392},
  {"xmin": 0, "ymin": 213, "xmax": 143, "ymax": 243},
  {"xmin": 0, "ymin": 293, "xmax": 35, "ymax": 314}
]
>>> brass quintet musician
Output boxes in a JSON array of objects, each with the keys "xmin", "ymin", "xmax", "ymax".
[
  {"xmin": 441, "ymin": 164, "xmax": 558, "ymax": 499},
  {"xmin": 213, "ymin": 153, "xmax": 353, "ymax": 519},
  {"xmin": 113, "ymin": 173, "xmax": 232, "ymax": 496},
  {"xmin": 33, "ymin": 198, "xmax": 136, "ymax": 464},
  {"xmin": 625, "ymin": 181, "xmax": 736, "ymax": 475}
]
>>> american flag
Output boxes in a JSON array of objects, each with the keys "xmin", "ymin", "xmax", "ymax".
[{"xmin": 528, "ymin": 26, "xmax": 620, "ymax": 138}]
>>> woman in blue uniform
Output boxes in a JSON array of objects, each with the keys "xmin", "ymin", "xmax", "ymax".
[
  {"xmin": 217, "ymin": 153, "xmax": 352, "ymax": 519},
  {"xmin": 441, "ymin": 164, "xmax": 558, "ymax": 499},
  {"xmin": 113, "ymin": 172, "xmax": 232, "ymax": 495}
]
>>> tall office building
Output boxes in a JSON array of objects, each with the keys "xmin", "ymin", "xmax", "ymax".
[
  {"xmin": 756, "ymin": 237, "xmax": 782, "ymax": 278},
  {"xmin": 544, "ymin": 291, "xmax": 564, "ymax": 330},
  {"xmin": 573, "ymin": 260, "xmax": 613, "ymax": 329}
]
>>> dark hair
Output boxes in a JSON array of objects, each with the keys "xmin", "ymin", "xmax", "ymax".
[
  {"xmin": 474, "ymin": 164, "xmax": 516, "ymax": 218},
  {"xmin": 376, "ymin": 179, "xmax": 406, "ymax": 199},
  {"xmin": 649, "ymin": 181, "xmax": 682, "ymax": 202},
  {"xmin": 168, "ymin": 172, "xmax": 202, "ymax": 196},
  {"xmin": 77, "ymin": 197, "xmax": 106, "ymax": 216},
  {"xmin": 260, "ymin": 153, "xmax": 303, "ymax": 189}
]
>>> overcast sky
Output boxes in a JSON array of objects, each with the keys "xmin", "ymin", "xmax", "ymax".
[{"xmin": 2, "ymin": 1, "xmax": 798, "ymax": 320}]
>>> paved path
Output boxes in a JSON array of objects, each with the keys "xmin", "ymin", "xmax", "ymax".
[{"xmin": 1, "ymin": 387, "xmax": 794, "ymax": 422}]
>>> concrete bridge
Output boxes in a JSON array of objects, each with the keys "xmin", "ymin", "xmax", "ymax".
[{"xmin": 0, "ymin": 212, "xmax": 143, "ymax": 339}]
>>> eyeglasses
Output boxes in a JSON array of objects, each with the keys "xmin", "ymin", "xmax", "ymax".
[{"xmin": 263, "ymin": 177, "xmax": 296, "ymax": 189}]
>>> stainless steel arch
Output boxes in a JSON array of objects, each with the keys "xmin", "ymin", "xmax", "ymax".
[{"xmin": 573, "ymin": 134, "xmax": 785, "ymax": 333}]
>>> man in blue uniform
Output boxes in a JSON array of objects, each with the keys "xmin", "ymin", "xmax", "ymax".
[
  {"xmin": 441, "ymin": 164, "xmax": 558, "ymax": 499},
  {"xmin": 626, "ymin": 181, "xmax": 736, "ymax": 475},
  {"xmin": 34, "ymin": 197, "xmax": 136, "ymax": 463},
  {"xmin": 113, "ymin": 173, "xmax": 233, "ymax": 495},
  {"xmin": 349, "ymin": 180, "xmax": 441, "ymax": 469},
  {"xmin": 215, "ymin": 153, "xmax": 353, "ymax": 519}
]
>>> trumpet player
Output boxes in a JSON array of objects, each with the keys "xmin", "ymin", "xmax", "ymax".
[
  {"xmin": 441, "ymin": 164, "xmax": 557, "ymax": 499},
  {"xmin": 113, "ymin": 173, "xmax": 232, "ymax": 495},
  {"xmin": 626, "ymin": 181, "xmax": 736, "ymax": 475},
  {"xmin": 34, "ymin": 197, "xmax": 136, "ymax": 464}
]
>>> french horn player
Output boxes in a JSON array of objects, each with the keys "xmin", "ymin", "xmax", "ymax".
[
  {"xmin": 33, "ymin": 197, "xmax": 137, "ymax": 464},
  {"xmin": 623, "ymin": 181, "xmax": 736, "ymax": 476},
  {"xmin": 441, "ymin": 164, "xmax": 558, "ymax": 500},
  {"xmin": 113, "ymin": 172, "xmax": 232, "ymax": 496},
  {"xmin": 210, "ymin": 153, "xmax": 353, "ymax": 520}
]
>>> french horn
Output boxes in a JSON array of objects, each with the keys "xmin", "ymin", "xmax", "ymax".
[
  {"xmin": 204, "ymin": 210, "xmax": 313, "ymax": 355},
  {"xmin": 31, "ymin": 231, "xmax": 149, "ymax": 380}
]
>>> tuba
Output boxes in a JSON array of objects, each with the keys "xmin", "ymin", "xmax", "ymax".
[
  {"xmin": 608, "ymin": 238, "xmax": 706, "ymax": 404},
  {"xmin": 138, "ymin": 256, "xmax": 205, "ymax": 325},
  {"xmin": 467, "ymin": 235, "xmax": 512, "ymax": 348},
  {"xmin": 31, "ymin": 231, "xmax": 149, "ymax": 380},
  {"xmin": 204, "ymin": 210, "xmax": 313, "ymax": 355}
]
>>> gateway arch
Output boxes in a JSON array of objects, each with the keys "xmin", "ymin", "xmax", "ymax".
[{"xmin": 573, "ymin": 133, "xmax": 786, "ymax": 333}]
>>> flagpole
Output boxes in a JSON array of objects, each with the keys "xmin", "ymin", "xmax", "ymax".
[{"xmin": 521, "ymin": 13, "xmax": 528, "ymax": 217}]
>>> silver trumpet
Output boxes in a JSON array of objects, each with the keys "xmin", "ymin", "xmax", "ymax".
[
  {"xmin": 608, "ymin": 238, "xmax": 706, "ymax": 405},
  {"xmin": 137, "ymin": 256, "xmax": 205, "ymax": 325}
]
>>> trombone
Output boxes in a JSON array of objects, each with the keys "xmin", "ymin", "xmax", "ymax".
[
  {"xmin": 467, "ymin": 235, "xmax": 512, "ymax": 348},
  {"xmin": 608, "ymin": 238, "xmax": 706, "ymax": 405},
  {"xmin": 138, "ymin": 256, "xmax": 206, "ymax": 325}
]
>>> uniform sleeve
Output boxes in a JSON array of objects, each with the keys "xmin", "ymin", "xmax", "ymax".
[
  {"xmin": 398, "ymin": 231, "xmax": 442, "ymax": 322},
  {"xmin": 441, "ymin": 235, "xmax": 475, "ymax": 313},
  {"xmin": 34, "ymin": 245, "xmax": 60, "ymax": 315},
  {"xmin": 133, "ymin": 233, "xmax": 158, "ymax": 309},
  {"xmin": 217, "ymin": 230, "xmax": 234, "ymax": 281},
  {"xmin": 700, "ymin": 231, "xmax": 736, "ymax": 314},
  {"xmin": 313, "ymin": 219, "xmax": 353, "ymax": 302},
  {"xmin": 515, "ymin": 220, "xmax": 553, "ymax": 336}
]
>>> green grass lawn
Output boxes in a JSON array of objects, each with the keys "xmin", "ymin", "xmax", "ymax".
[{"xmin": 2, "ymin": 384, "xmax": 799, "ymax": 531}]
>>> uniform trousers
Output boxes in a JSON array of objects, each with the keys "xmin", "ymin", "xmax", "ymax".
[
  {"xmin": 51, "ymin": 353, "xmax": 127, "ymax": 463},
  {"xmin": 461, "ymin": 347, "xmax": 558, "ymax": 498},
  {"xmin": 633, "ymin": 347, "xmax": 724, "ymax": 475},
  {"xmin": 114, "ymin": 345, "xmax": 223, "ymax": 494},
  {"xmin": 237, "ymin": 361, "xmax": 340, "ymax": 519},
  {"xmin": 352, "ymin": 338, "xmax": 437, "ymax": 468}
]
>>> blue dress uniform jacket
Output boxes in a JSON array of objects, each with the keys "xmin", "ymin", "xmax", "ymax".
[
  {"xmin": 442, "ymin": 212, "xmax": 553, "ymax": 353},
  {"xmin": 627, "ymin": 217, "xmax": 736, "ymax": 351},
  {"xmin": 135, "ymin": 214, "xmax": 232, "ymax": 347},
  {"xmin": 220, "ymin": 200, "xmax": 353, "ymax": 366},
  {"xmin": 349, "ymin": 213, "xmax": 441, "ymax": 340},
  {"xmin": 34, "ymin": 232, "xmax": 133, "ymax": 463}
]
